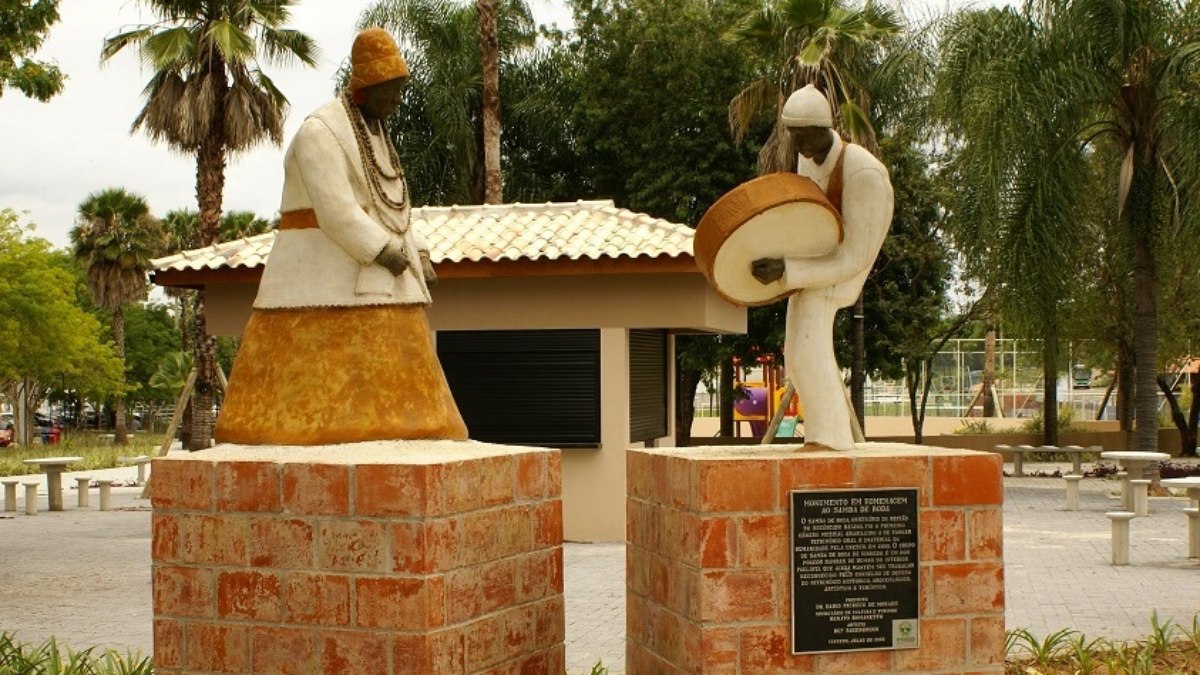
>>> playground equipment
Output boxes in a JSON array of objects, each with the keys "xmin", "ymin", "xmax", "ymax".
[{"xmin": 732, "ymin": 354, "xmax": 801, "ymax": 437}]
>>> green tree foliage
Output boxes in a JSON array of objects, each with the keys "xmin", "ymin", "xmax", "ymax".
[
  {"xmin": 571, "ymin": 0, "xmax": 759, "ymax": 225},
  {"xmin": 359, "ymin": 0, "xmax": 539, "ymax": 205},
  {"xmin": 124, "ymin": 303, "xmax": 182, "ymax": 407},
  {"xmin": 570, "ymin": 0, "xmax": 764, "ymax": 440},
  {"xmin": 725, "ymin": 0, "xmax": 908, "ymax": 169},
  {"xmin": 934, "ymin": 0, "xmax": 1200, "ymax": 449},
  {"xmin": 103, "ymin": 1, "xmax": 318, "ymax": 449},
  {"xmin": 863, "ymin": 136, "xmax": 952, "ymax": 435},
  {"xmin": 0, "ymin": 210, "xmax": 122, "ymax": 445},
  {"xmin": 220, "ymin": 210, "xmax": 275, "ymax": 241},
  {"xmin": 71, "ymin": 188, "xmax": 167, "ymax": 444},
  {"xmin": 0, "ymin": 0, "xmax": 64, "ymax": 101}
]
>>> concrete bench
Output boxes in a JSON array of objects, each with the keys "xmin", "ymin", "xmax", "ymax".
[
  {"xmin": 994, "ymin": 444, "xmax": 1103, "ymax": 477},
  {"xmin": 119, "ymin": 455, "xmax": 152, "ymax": 485},
  {"xmin": 22, "ymin": 456, "xmax": 82, "ymax": 511}
]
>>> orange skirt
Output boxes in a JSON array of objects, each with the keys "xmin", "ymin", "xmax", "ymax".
[{"xmin": 215, "ymin": 305, "xmax": 468, "ymax": 445}]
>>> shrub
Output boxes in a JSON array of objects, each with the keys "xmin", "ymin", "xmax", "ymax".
[{"xmin": 0, "ymin": 633, "xmax": 152, "ymax": 674}]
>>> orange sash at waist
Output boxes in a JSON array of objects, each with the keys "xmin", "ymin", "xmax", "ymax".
[{"xmin": 279, "ymin": 209, "xmax": 319, "ymax": 230}]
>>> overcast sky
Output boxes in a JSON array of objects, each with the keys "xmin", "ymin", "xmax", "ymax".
[{"xmin": 0, "ymin": 0, "xmax": 999, "ymax": 249}]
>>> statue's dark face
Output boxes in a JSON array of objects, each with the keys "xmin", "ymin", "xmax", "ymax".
[
  {"xmin": 359, "ymin": 77, "xmax": 408, "ymax": 121},
  {"xmin": 789, "ymin": 126, "xmax": 835, "ymax": 164}
]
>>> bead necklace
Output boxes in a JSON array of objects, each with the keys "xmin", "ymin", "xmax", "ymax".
[{"xmin": 342, "ymin": 91, "xmax": 408, "ymax": 213}]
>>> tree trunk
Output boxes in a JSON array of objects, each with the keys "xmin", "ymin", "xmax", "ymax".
[
  {"xmin": 1126, "ymin": 129, "xmax": 1160, "ymax": 451},
  {"xmin": 113, "ymin": 305, "xmax": 128, "ymax": 445},
  {"xmin": 178, "ymin": 294, "xmax": 194, "ymax": 449},
  {"xmin": 1041, "ymin": 314, "xmax": 1058, "ymax": 446},
  {"xmin": 1157, "ymin": 375, "xmax": 1193, "ymax": 455},
  {"xmin": 906, "ymin": 359, "xmax": 923, "ymax": 444},
  {"xmin": 676, "ymin": 366, "xmax": 701, "ymax": 447},
  {"xmin": 1187, "ymin": 373, "xmax": 1200, "ymax": 458},
  {"xmin": 189, "ymin": 297, "xmax": 216, "ymax": 451},
  {"xmin": 478, "ymin": 0, "xmax": 503, "ymax": 204},
  {"xmin": 851, "ymin": 293, "xmax": 866, "ymax": 432},
  {"xmin": 1116, "ymin": 347, "xmax": 1135, "ymax": 448},
  {"xmin": 982, "ymin": 327, "xmax": 996, "ymax": 417},
  {"xmin": 719, "ymin": 358, "xmax": 734, "ymax": 437},
  {"xmin": 187, "ymin": 67, "xmax": 227, "ymax": 449}
]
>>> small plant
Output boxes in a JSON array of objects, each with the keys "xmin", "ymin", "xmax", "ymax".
[
  {"xmin": 953, "ymin": 418, "xmax": 995, "ymax": 434},
  {"xmin": 1006, "ymin": 613, "xmax": 1200, "ymax": 673},
  {"xmin": 587, "ymin": 661, "xmax": 609, "ymax": 675},
  {"xmin": 1009, "ymin": 627, "xmax": 1078, "ymax": 667},
  {"xmin": 0, "ymin": 633, "xmax": 151, "ymax": 675},
  {"xmin": 1145, "ymin": 610, "xmax": 1177, "ymax": 657},
  {"xmin": 1160, "ymin": 461, "xmax": 1200, "ymax": 478},
  {"xmin": 1083, "ymin": 462, "xmax": 1121, "ymax": 479},
  {"xmin": 1019, "ymin": 406, "xmax": 1080, "ymax": 433},
  {"xmin": 1067, "ymin": 633, "xmax": 1107, "ymax": 674}
]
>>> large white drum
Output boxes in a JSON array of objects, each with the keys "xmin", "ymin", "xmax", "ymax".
[{"xmin": 695, "ymin": 173, "xmax": 843, "ymax": 306}]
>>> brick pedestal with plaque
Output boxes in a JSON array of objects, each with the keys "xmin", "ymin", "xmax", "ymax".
[
  {"xmin": 627, "ymin": 444, "xmax": 1005, "ymax": 674},
  {"xmin": 150, "ymin": 443, "xmax": 564, "ymax": 675}
]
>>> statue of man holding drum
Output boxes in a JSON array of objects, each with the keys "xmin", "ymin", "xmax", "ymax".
[{"xmin": 749, "ymin": 85, "xmax": 894, "ymax": 449}]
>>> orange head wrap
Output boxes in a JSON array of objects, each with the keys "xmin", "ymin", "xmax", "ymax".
[{"xmin": 349, "ymin": 27, "xmax": 409, "ymax": 93}]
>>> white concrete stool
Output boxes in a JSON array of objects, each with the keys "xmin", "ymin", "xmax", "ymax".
[
  {"xmin": 1064, "ymin": 474, "xmax": 1083, "ymax": 510},
  {"xmin": 1107, "ymin": 511, "xmax": 1136, "ymax": 565},
  {"xmin": 2, "ymin": 479, "xmax": 18, "ymax": 512},
  {"xmin": 1131, "ymin": 479, "xmax": 1151, "ymax": 516},
  {"xmin": 23, "ymin": 482, "xmax": 39, "ymax": 515},
  {"xmin": 75, "ymin": 477, "xmax": 91, "ymax": 508},
  {"xmin": 1184, "ymin": 507, "xmax": 1199, "ymax": 559},
  {"xmin": 97, "ymin": 480, "xmax": 113, "ymax": 511},
  {"xmin": 1116, "ymin": 471, "xmax": 1131, "ymax": 509}
]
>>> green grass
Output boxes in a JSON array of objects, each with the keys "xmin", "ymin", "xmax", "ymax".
[{"xmin": 0, "ymin": 433, "xmax": 158, "ymax": 477}]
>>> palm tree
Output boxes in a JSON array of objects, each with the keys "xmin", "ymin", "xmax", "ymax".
[
  {"xmin": 359, "ymin": 0, "xmax": 535, "ymax": 204},
  {"xmin": 71, "ymin": 188, "xmax": 167, "ymax": 445},
  {"xmin": 102, "ymin": 1, "xmax": 318, "ymax": 449},
  {"xmin": 933, "ymin": 0, "xmax": 1200, "ymax": 450},
  {"xmin": 725, "ymin": 0, "xmax": 916, "ymax": 170},
  {"xmin": 478, "ymin": 0, "xmax": 502, "ymax": 203},
  {"xmin": 724, "ymin": 0, "xmax": 928, "ymax": 430},
  {"xmin": 220, "ymin": 210, "xmax": 275, "ymax": 240}
]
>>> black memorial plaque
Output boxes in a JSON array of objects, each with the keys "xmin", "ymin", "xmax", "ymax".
[{"xmin": 790, "ymin": 488, "xmax": 920, "ymax": 654}]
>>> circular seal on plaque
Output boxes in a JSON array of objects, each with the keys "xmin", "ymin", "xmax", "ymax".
[{"xmin": 694, "ymin": 173, "xmax": 843, "ymax": 307}]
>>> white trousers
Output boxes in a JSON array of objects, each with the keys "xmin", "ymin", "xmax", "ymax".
[{"xmin": 784, "ymin": 288, "xmax": 854, "ymax": 449}]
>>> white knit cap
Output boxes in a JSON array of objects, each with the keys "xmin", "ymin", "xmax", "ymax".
[{"xmin": 780, "ymin": 84, "xmax": 833, "ymax": 128}]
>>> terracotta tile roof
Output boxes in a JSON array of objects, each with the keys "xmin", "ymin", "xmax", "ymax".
[{"xmin": 152, "ymin": 200, "xmax": 694, "ymax": 273}]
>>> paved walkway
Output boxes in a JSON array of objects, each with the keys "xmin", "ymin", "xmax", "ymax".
[{"xmin": 1, "ymin": 460, "xmax": 1198, "ymax": 674}]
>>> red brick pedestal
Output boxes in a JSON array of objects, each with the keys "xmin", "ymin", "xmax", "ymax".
[
  {"xmin": 151, "ymin": 442, "xmax": 564, "ymax": 675},
  {"xmin": 627, "ymin": 444, "xmax": 1005, "ymax": 674}
]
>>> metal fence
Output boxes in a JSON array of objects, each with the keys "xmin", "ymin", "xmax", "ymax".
[{"xmin": 692, "ymin": 338, "xmax": 1158, "ymax": 421}]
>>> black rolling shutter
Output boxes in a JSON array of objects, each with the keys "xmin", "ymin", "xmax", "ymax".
[
  {"xmin": 437, "ymin": 330, "xmax": 600, "ymax": 447},
  {"xmin": 629, "ymin": 329, "xmax": 667, "ymax": 443}
]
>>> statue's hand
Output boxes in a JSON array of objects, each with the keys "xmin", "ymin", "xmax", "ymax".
[
  {"xmin": 751, "ymin": 257, "xmax": 785, "ymax": 284},
  {"xmin": 375, "ymin": 238, "xmax": 410, "ymax": 276},
  {"xmin": 420, "ymin": 251, "xmax": 438, "ymax": 286}
]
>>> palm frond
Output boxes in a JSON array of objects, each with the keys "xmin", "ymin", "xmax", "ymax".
[
  {"xmin": 258, "ymin": 27, "xmax": 320, "ymax": 68},
  {"xmin": 101, "ymin": 26, "xmax": 156, "ymax": 63},
  {"xmin": 207, "ymin": 20, "xmax": 257, "ymax": 64},
  {"xmin": 728, "ymin": 78, "xmax": 779, "ymax": 145}
]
